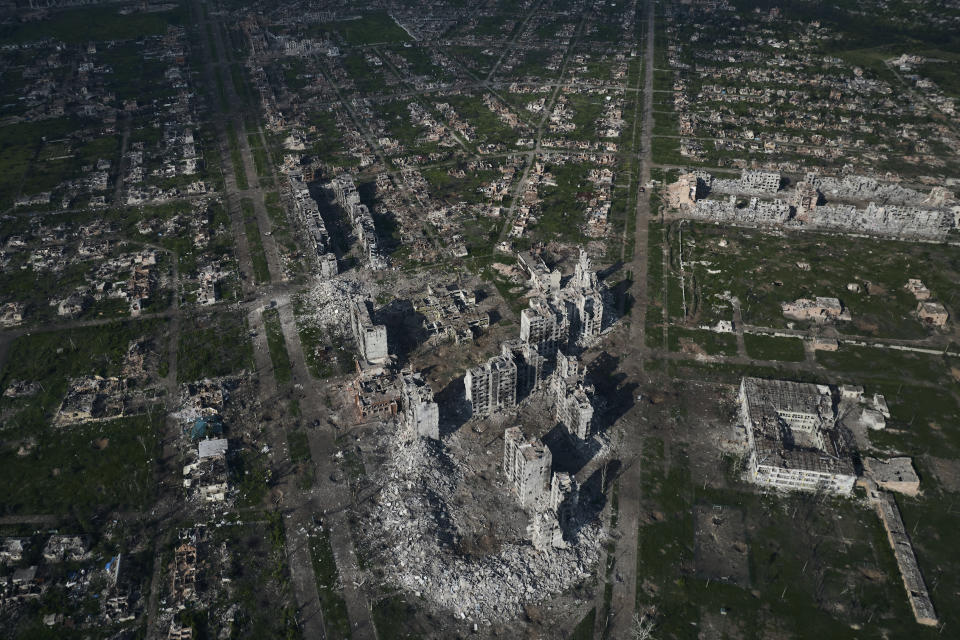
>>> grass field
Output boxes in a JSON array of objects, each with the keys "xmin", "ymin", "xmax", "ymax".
[
  {"xmin": 0, "ymin": 6, "xmax": 185, "ymax": 45},
  {"xmin": 662, "ymin": 221, "xmax": 960, "ymax": 339},
  {"xmin": 0, "ymin": 413, "xmax": 161, "ymax": 517},
  {"xmin": 263, "ymin": 308, "xmax": 292, "ymax": 385},
  {"xmin": 313, "ymin": 12, "xmax": 411, "ymax": 46},
  {"xmin": 177, "ymin": 313, "xmax": 253, "ymax": 382},
  {"xmin": 743, "ymin": 333, "xmax": 806, "ymax": 362}
]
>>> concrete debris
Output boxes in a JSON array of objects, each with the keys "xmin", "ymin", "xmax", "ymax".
[{"xmin": 362, "ymin": 434, "xmax": 601, "ymax": 625}]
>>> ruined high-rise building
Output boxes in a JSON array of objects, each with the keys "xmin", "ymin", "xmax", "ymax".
[
  {"xmin": 550, "ymin": 471, "xmax": 579, "ymax": 536},
  {"xmin": 520, "ymin": 298, "xmax": 560, "ymax": 359},
  {"xmin": 501, "ymin": 340, "xmax": 545, "ymax": 402},
  {"xmin": 739, "ymin": 169, "xmax": 781, "ymax": 193},
  {"xmin": 552, "ymin": 352, "xmax": 595, "ymax": 439},
  {"xmin": 399, "ymin": 370, "xmax": 439, "ymax": 440},
  {"xmin": 349, "ymin": 297, "xmax": 388, "ymax": 366},
  {"xmin": 503, "ymin": 427, "xmax": 552, "ymax": 508},
  {"xmin": 465, "ymin": 354, "xmax": 517, "ymax": 418}
]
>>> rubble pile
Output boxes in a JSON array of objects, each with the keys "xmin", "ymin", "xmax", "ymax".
[
  {"xmin": 296, "ymin": 275, "xmax": 376, "ymax": 336},
  {"xmin": 363, "ymin": 433, "xmax": 601, "ymax": 625}
]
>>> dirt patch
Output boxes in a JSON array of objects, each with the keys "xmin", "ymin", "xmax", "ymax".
[
  {"xmin": 951, "ymin": 367, "xmax": 960, "ymax": 383},
  {"xmin": 926, "ymin": 456, "xmax": 960, "ymax": 492},
  {"xmin": 679, "ymin": 338, "xmax": 706, "ymax": 356},
  {"xmin": 93, "ymin": 437, "xmax": 110, "ymax": 450},
  {"xmin": 853, "ymin": 318, "xmax": 879, "ymax": 334},
  {"xmin": 694, "ymin": 505, "xmax": 750, "ymax": 587}
]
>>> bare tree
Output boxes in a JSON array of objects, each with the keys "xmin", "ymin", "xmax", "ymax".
[{"xmin": 632, "ymin": 611, "xmax": 656, "ymax": 640}]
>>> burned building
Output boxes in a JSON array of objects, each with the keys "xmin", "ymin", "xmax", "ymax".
[
  {"xmin": 739, "ymin": 377, "xmax": 857, "ymax": 496},
  {"xmin": 350, "ymin": 297, "xmax": 389, "ymax": 366},
  {"xmin": 465, "ymin": 354, "xmax": 517, "ymax": 419}
]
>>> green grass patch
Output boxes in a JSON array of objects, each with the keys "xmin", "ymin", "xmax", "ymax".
[
  {"xmin": 241, "ymin": 197, "xmax": 271, "ymax": 284},
  {"xmin": 668, "ymin": 326, "xmax": 738, "ymax": 357},
  {"xmin": 263, "ymin": 308, "xmax": 293, "ymax": 385},
  {"xmin": 743, "ymin": 333, "xmax": 806, "ymax": 362},
  {"xmin": 0, "ymin": 6, "xmax": 185, "ymax": 45},
  {"xmin": 308, "ymin": 526, "xmax": 352, "ymax": 639},
  {"xmin": 0, "ymin": 413, "xmax": 161, "ymax": 517},
  {"xmin": 313, "ymin": 11, "xmax": 411, "ymax": 46},
  {"xmin": 177, "ymin": 312, "xmax": 253, "ymax": 382}
]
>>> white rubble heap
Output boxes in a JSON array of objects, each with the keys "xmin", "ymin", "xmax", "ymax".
[
  {"xmin": 295, "ymin": 275, "xmax": 372, "ymax": 339},
  {"xmin": 364, "ymin": 435, "xmax": 602, "ymax": 625}
]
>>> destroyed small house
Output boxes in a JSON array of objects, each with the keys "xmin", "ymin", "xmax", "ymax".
[
  {"xmin": 781, "ymin": 297, "xmax": 851, "ymax": 324},
  {"xmin": 739, "ymin": 377, "xmax": 857, "ymax": 495},
  {"xmin": 916, "ymin": 301, "xmax": 948, "ymax": 327},
  {"xmin": 0, "ymin": 538, "xmax": 27, "ymax": 564},
  {"xmin": 183, "ymin": 438, "xmax": 229, "ymax": 503},
  {"xmin": 42, "ymin": 535, "xmax": 88, "ymax": 563},
  {"xmin": 904, "ymin": 279, "xmax": 931, "ymax": 300}
]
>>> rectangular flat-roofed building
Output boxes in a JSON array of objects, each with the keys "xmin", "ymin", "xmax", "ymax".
[{"xmin": 739, "ymin": 377, "xmax": 856, "ymax": 496}]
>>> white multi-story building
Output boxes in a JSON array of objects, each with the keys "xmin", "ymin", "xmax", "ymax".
[
  {"xmin": 739, "ymin": 377, "xmax": 856, "ymax": 496},
  {"xmin": 465, "ymin": 354, "xmax": 517, "ymax": 418}
]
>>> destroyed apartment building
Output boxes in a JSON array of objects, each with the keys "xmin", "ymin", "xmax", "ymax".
[
  {"xmin": 329, "ymin": 173, "xmax": 387, "ymax": 270},
  {"xmin": 519, "ymin": 249, "xmax": 605, "ymax": 357},
  {"xmin": 413, "ymin": 283, "xmax": 490, "ymax": 345},
  {"xmin": 503, "ymin": 427, "xmax": 579, "ymax": 551},
  {"xmin": 739, "ymin": 377, "xmax": 857, "ymax": 496},
  {"xmin": 468, "ymin": 250, "xmax": 605, "ymax": 422},
  {"xmin": 288, "ymin": 174, "xmax": 338, "ymax": 278},
  {"xmin": 183, "ymin": 438, "xmax": 230, "ymax": 504},
  {"xmin": 399, "ymin": 369, "xmax": 440, "ymax": 439},
  {"xmin": 551, "ymin": 352, "xmax": 595, "ymax": 440},
  {"xmin": 465, "ymin": 353, "xmax": 518, "ymax": 419}
]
